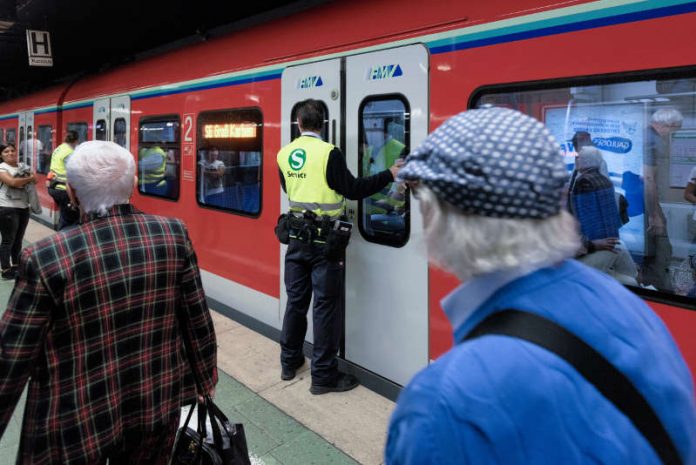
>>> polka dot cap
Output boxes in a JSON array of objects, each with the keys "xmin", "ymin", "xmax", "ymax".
[{"xmin": 398, "ymin": 107, "xmax": 568, "ymax": 219}]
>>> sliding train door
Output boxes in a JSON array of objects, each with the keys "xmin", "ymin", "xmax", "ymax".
[
  {"xmin": 344, "ymin": 45, "xmax": 429, "ymax": 386},
  {"xmin": 93, "ymin": 96, "xmax": 130, "ymax": 150},
  {"xmin": 280, "ymin": 46, "xmax": 429, "ymax": 387},
  {"xmin": 280, "ymin": 58, "xmax": 342, "ymax": 340}
]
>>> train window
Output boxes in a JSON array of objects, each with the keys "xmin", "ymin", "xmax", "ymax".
[
  {"xmin": 66, "ymin": 122, "xmax": 88, "ymax": 143},
  {"xmin": 196, "ymin": 108, "xmax": 263, "ymax": 216},
  {"xmin": 18, "ymin": 126, "xmax": 25, "ymax": 160},
  {"xmin": 95, "ymin": 119, "xmax": 107, "ymax": 141},
  {"xmin": 474, "ymin": 75, "xmax": 696, "ymax": 300},
  {"xmin": 114, "ymin": 118, "xmax": 127, "ymax": 148},
  {"xmin": 290, "ymin": 101, "xmax": 329, "ymax": 142},
  {"xmin": 0, "ymin": 128, "xmax": 3, "ymax": 144},
  {"xmin": 358, "ymin": 95, "xmax": 410, "ymax": 247},
  {"xmin": 6, "ymin": 128, "xmax": 16, "ymax": 145},
  {"xmin": 37, "ymin": 124, "xmax": 53, "ymax": 174},
  {"xmin": 23, "ymin": 125, "xmax": 34, "ymax": 168},
  {"xmin": 138, "ymin": 116, "xmax": 180, "ymax": 200}
]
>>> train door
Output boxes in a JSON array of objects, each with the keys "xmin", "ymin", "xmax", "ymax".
[
  {"xmin": 93, "ymin": 96, "xmax": 130, "ymax": 149},
  {"xmin": 280, "ymin": 58, "xmax": 342, "ymax": 341},
  {"xmin": 344, "ymin": 45, "xmax": 429, "ymax": 386},
  {"xmin": 17, "ymin": 112, "xmax": 35, "ymax": 168},
  {"xmin": 280, "ymin": 45, "xmax": 429, "ymax": 386}
]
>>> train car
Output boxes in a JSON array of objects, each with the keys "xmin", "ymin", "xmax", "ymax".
[{"xmin": 0, "ymin": 0, "xmax": 695, "ymax": 398}]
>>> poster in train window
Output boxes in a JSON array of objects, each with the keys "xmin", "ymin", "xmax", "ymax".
[{"xmin": 196, "ymin": 108, "xmax": 263, "ymax": 216}]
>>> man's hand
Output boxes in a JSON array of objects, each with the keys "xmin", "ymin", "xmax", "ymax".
[
  {"xmin": 198, "ymin": 386, "xmax": 216, "ymax": 403},
  {"xmin": 591, "ymin": 237, "xmax": 619, "ymax": 253},
  {"xmin": 389, "ymin": 159, "xmax": 406, "ymax": 180}
]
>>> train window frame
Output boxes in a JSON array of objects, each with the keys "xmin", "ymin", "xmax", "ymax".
[
  {"xmin": 37, "ymin": 124, "xmax": 53, "ymax": 174},
  {"xmin": 469, "ymin": 65, "xmax": 696, "ymax": 311},
  {"xmin": 95, "ymin": 119, "xmax": 107, "ymax": 141},
  {"xmin": 357, "ymin": 93, "xmax": 411, "ymax": 248},
  {"xmin": 290, "ymin": 100, "xmax": 330, "ymax": 142},
  {"xmin": 66, "ymin": 122, "xmax": 88, "ymax": 144},
  {"xmin": 137, "ymin": 114, "xmax": 181, "ymax": 202},
  {"xmin": 195, "ymin": 107, "xmax": 264, "ymax": 218}
]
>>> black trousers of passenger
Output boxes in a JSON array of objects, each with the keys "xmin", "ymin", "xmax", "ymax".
[
  {"xmin": 0, "ymin": 206, "xmax": 30, "ymax": 270},
  {"xmin": 280, "ymin": 238, "xmax": 344, "ymax": 386},
  {"xmin": 48, "ymin": 187, "xmax": 80, "ymax": 230}
]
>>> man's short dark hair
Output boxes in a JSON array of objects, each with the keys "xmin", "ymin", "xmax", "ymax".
[
  {"xmin": 65, "ymin": 130, "xmax": 79, "ymax": 144},
  {"xmin": 297, "ymin": 99, "xmax": 324, "ymax": 132},
  {"xmin": 571, "ymin": 131, "xmax": 593, "ymax": 151}
]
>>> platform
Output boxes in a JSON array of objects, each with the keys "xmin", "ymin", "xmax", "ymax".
[{"xmin": 0, "ymin": 220, "xmax": 394, "ymax": 465}]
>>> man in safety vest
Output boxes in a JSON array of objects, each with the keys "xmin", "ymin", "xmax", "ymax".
[
  {"xmin": 138, "ymin": 146, "xmax": 168, "ymax": 196},
  {"xmin": 277, "ymin": 99, "xmax": 404, "ymax": 395},
  {"xmin": 47, "ymin": 130, "xmax": 80, "ymax": 230}
]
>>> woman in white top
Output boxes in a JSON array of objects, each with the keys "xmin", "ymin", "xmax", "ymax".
[{"xmin": 0, "ymin": 143, "xmax": 36, "ymax": 280}]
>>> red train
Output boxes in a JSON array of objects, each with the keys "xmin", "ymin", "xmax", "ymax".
[{"xmin": 1, "ymin": 0, "xmax": 695, "ymax": 396}]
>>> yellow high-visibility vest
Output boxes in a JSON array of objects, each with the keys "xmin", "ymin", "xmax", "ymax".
[
  {"xmin": 48, "ymin": 142, "xmax": 74, "ymax": 191},
  {"xmin": 277, "ymin": 135, "xmax": 344, "ymax": 218}
]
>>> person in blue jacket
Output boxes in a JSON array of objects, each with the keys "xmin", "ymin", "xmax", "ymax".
[{"xmin": 386, "ymin": 107, "xmax": 696, "ymax": 465}]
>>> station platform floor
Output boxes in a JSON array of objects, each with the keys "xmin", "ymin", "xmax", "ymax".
[{"xmin": 0, "ymin": 220, "xmax": 395, "ymax": 465}]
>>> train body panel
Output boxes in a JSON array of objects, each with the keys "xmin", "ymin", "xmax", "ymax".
[{"xmin": 1, "ymin": 0, "xmax": 695, "ymax": 390}]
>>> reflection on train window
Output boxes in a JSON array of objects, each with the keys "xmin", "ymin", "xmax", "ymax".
[
  {"xmin": 37, "ymin": 125, "xmax": 53, "ymax": 174},
  {"xmin": 290, "ymin": 101, "xmax": 329, "ymax": 142},
  {"xmin": 114, "ymin": 118, "xmax": 127, "ymax": 148},
  {"xmin": 138, "ymin": 116, "xmax": 180, "ymax": 200},
  {"xmin": 66, "ymin": 122, "xmax": 88, "ymax": 143},
  {"xmin": 196, "ymin": 108, "xmax": 263, "ymax": 216},
  {"xmin": 358, "ymin": 95, "xmax": 410, "ymax": 247},
  {"xmin": 6, "ymin": 128, "xmax": 16, "ymax": 145},
  {"xmin": 95, "ymin": 119, "xmax": 107, "ymax": 141},
  {"xmin": 476, "ymin": 76, "xmax": 696, "ymax": 299}
]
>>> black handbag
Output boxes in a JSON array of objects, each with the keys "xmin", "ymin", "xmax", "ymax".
[{"xmin": 170, "ymin": 397, "xmax": 251, "ymax": 465}]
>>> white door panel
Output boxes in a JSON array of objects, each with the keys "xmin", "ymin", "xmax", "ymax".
[
  {"xmin": 345, "ymin": 44, "xmax": 429, "ymax": 386},
  {"xmin": 280, "ymin": 59, "xmax": 342, "ymax": 338}
]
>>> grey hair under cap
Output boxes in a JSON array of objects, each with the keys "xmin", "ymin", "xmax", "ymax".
[{"xmin": 398, "ymin": 107, "xmax": 568, "ymax": 219}]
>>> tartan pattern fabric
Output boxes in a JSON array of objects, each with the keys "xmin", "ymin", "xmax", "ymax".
[{"xmin": 0, "ymin": 204, "xmax": 217, "ymax": 465}]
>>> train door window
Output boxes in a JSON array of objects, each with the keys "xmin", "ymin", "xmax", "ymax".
[
  {"xmin": 6, "ymin": 128, "xmax": 16, "ymax": 145},
  {"xmin": 114, "ymin": 118, "xmax": 127, "ymax": 148},
  {"xmin": 67, "ymin": 122, "xmax": 88, "ymax": 143},
  {"xmin": 196, "ymin": 108, "xmax": 263, "ymax": 215},
  {"xmin": 18, "ymin": 126, "xmax": 25, "ymax": 160},
  {"xmin": 358, "ymin": 96, "xmax": 410, "ymax": 247},
  {"xmin": 0, "ymin": 129, "xmax": 4, "ymax": 144},
  {"xmin": 290, "ymin": 101, "xmax": 329, "ymax": 141},
  {"xmin": 474, "ymin": 75, "xmax": 696, "ymax": 300},
  {"xmin": 95, "ymin": 119, "xmax": 107, "ymax": 141},
  {"xmin": 138, "ymin": 116, "xmax": 180, "ymax": 200},
  {"xmin": 37, "ymin": 124, "xmax": 53, "ymax": 174},
  {"xmin": 24, "ymin": 125, "xmax": 34, "ymax": 168}
]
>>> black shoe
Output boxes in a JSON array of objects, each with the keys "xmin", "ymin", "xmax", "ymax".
[
  {"xmin": 1, "ymin": 268, "xmax": 17, "ymax": 280},
  {"xmin": 281, "ymin": 359, "xmax": 305, "ymax": 381},
  {"xmin": 310, "ymin": 373, "xmax": 359, "ymax": 395}
]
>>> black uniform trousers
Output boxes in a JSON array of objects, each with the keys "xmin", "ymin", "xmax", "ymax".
[
  {"xmin": 48, "ymin": 186, "xmax": 80, "ymax": 230},
  {"xmin": 280, "ymin": 238, "xmax": 343, "ymax": 386}
]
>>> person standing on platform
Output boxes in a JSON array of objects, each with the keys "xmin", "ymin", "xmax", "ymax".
[
  {"xmin": 276, "ymin": 99, "xmax": 403, "ymax": 395},
  {"xmin": 0, "ymin": 141, "xmax": 218, "ymax": 465},
  {"xmin": 47, "ymin": 130, "xmax": 80, "ymax": 229},
  {"xmin": 386, "ymin": 107, "xmax": 696, "ymax": 465},
  {"xmin": 0, "ymin": 143, "xmax": 35, "ymax": 280}
]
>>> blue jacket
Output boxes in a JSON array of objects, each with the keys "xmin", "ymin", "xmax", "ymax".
[{"xmin": 386, "ymin": 260, "xmax": 696, "ymax": 465}]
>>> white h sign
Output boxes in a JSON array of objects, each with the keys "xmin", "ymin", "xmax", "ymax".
[{"xmin": 26, "ymin": 29, "xmax": 53, "ymax": 67}]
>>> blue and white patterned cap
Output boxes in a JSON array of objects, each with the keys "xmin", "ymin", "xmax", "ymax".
[{"xmin": 398, "ymin": 107, "xmax": 568, "ymax": 219}]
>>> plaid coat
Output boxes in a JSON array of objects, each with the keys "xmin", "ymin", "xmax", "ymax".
[{"xmin": 0, "ymin": 204, "xmax": 218, "ymax": 465}]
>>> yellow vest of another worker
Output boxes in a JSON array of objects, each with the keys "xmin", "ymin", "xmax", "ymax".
[
  {"xmin": 138, "ymin": 146, "xmax": 167, "ymax": 187},
  {"xmin": 48, "ymin": 142, "xmax": 74, "ymax": 190},
  {"xmin": 277, "ymin": 135, "xmax": 344, "ymax": 218}
]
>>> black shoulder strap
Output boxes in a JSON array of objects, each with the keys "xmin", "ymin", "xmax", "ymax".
[{"xmin": 462, "ymin": 310, "xmax": 682, "ymax": 465}]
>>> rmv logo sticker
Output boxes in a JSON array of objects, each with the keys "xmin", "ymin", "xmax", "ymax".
[
  {"xmin": 367, "ymin": 64, "xmax": 403, "ymax": 81},
  {"xmin": 289, "ymin": 149, "xmax": 306, "ymax": 170},
  {"xmin": 298, "ymin": 76, "xmax": 323, "ymax": 89}
]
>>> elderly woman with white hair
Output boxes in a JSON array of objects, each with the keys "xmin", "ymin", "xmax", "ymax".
[{"xmin": 385, "ymin": 107, "xmax": 696, "ymax": 465}]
